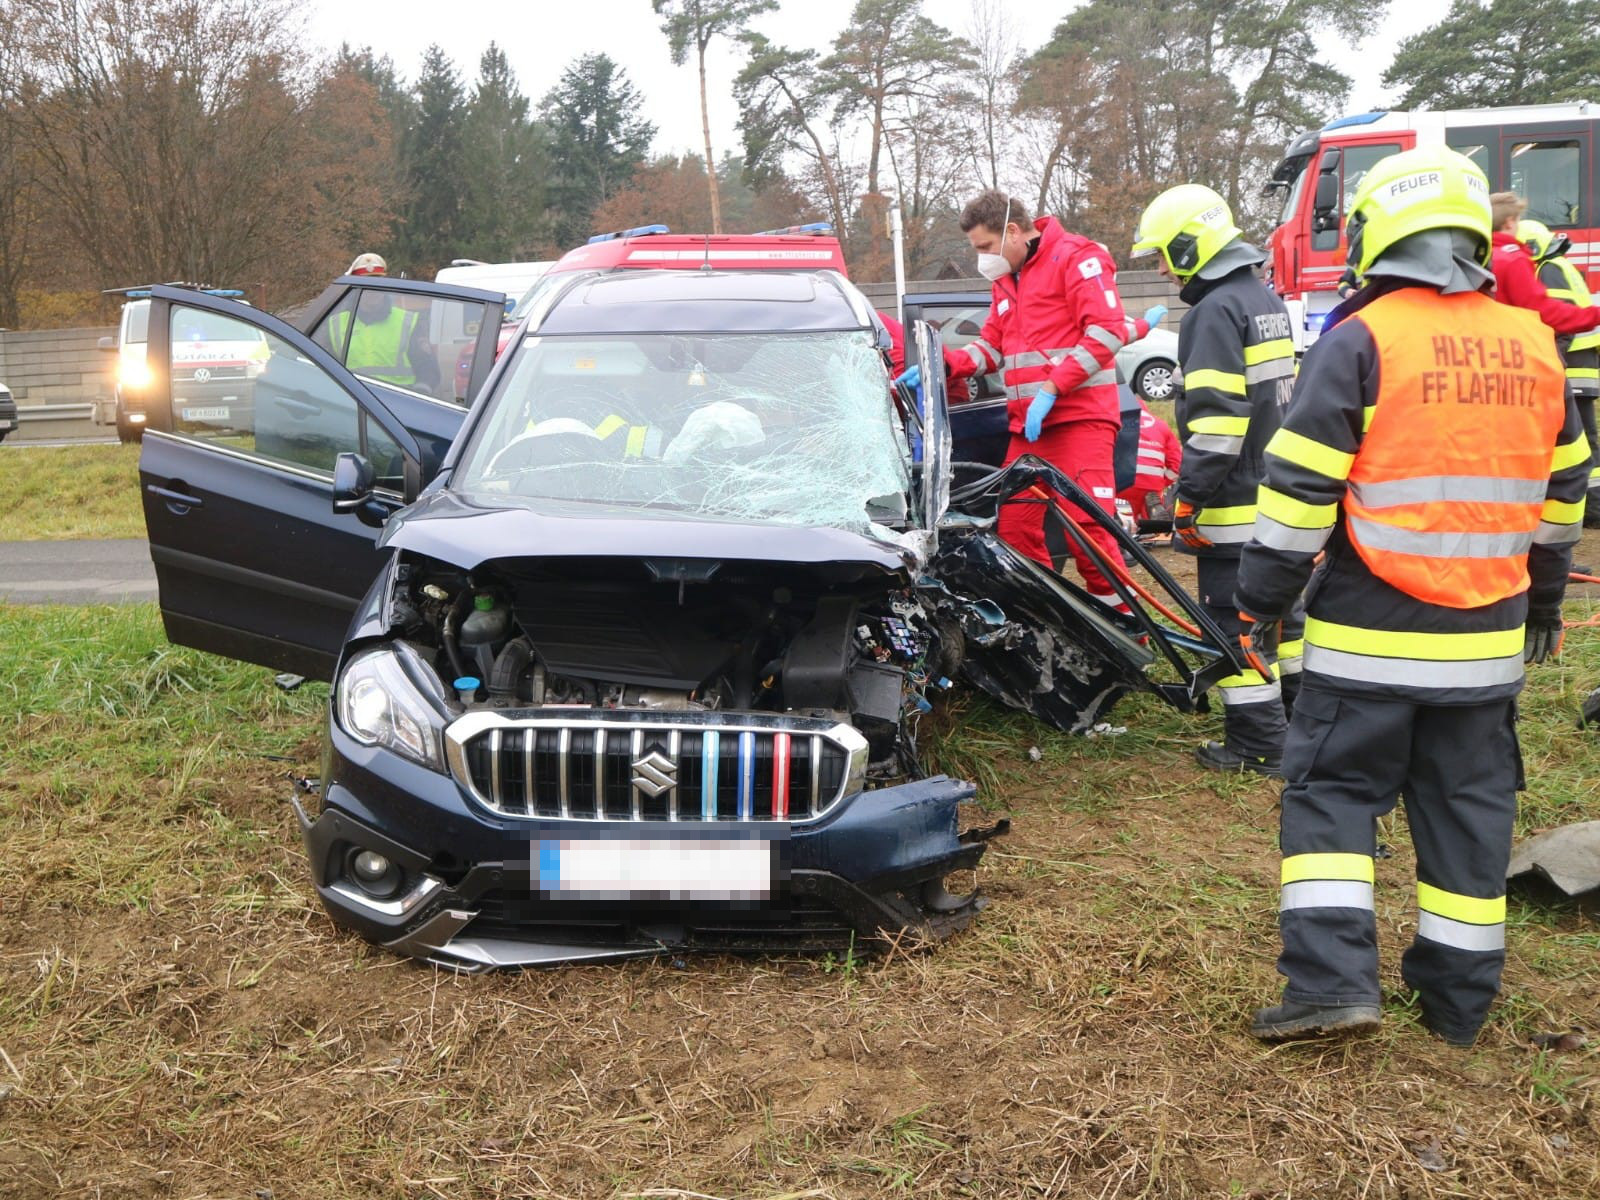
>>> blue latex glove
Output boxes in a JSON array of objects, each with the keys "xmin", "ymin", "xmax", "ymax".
[
  {"xmin": 894, "ymin": 363, "xmax": 921, "ymax": 390},
  {"xmin": 1143, "ymin": 304, "xmax": 1168, "ymax": 328},
  {"xmin": 1023, "ymin": 391, "xmax": 1056, "ymax": 442}
]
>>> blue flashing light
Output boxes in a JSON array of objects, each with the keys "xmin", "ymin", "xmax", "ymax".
[
  {"xmin": 1322, "ymin": 111, "xmax": 1388, "ymax": 131},
  {"xmin": 753, "ymin": 222, "xmax": 835, "ymax": 236},
  {"xmin": 586, "ymin": 223, "xmax": 671, "ymax": 244},
  {"xmin": 120, "ymin": 286, "xmax": 244, "ymax": 299}
]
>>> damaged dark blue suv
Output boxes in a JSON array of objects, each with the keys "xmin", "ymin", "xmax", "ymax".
[{"xmin": 134, "ymin": 268, "xmax": 1233, "ymax": 970}]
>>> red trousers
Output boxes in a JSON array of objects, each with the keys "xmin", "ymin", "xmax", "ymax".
[{"xmin": 999, "ymin": 419, "xmax": 1121, "ymax": 596}]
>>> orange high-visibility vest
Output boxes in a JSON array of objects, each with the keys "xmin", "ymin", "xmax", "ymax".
[{"xmin": 1344, "ymin": 287, "xmax": 1569, "ymax": 609}]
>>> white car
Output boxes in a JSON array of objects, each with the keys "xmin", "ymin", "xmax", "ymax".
[
  {"xmin": 1115, "ymin": 326, "xmax": 1179, "ymax": 403},
  {"xmin": 899, "ymin": 292, "xmax": 1183, "ymax": 404},
  {"xmin": 0, "ymin": 379, "xmax": 16, "ymax": 443}
]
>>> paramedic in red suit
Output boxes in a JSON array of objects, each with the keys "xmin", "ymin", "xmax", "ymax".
[
  {"xmin": 1119, "ymin": 398, "xmax": 1183, "ymax": 521},
  {"xmin": 946, "ymin": 190, "xmax": 1159, "ymax": 604},
  {"xmin": 1488, "ymin": 192, "xmax": 1600, "ymax": 339}
]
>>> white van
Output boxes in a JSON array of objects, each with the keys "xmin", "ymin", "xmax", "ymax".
[{"xmin": 433, "ymin": 260, "xmax": 555, "ymax": 308}]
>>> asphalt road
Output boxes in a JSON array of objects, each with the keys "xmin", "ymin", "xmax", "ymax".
[{"xmin": 0, "ymin": 538, "xmax": 157, "ymax": 604}]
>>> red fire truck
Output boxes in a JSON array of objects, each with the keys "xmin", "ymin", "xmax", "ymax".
[{"xmin": 1264, "ymin": 102, "xmax": 1599, "ymax": 349}]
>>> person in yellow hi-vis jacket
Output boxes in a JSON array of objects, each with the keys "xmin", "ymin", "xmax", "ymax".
[{"xmin": 1236, "ymin": 147, "xmax": 1587, "ymax": 1047}]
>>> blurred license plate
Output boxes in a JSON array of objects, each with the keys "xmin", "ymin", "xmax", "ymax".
[
  {"xmin": 0, "ymin": 418, "xmax": 13, "ymax": 429},
  {"xmin": 182, "ymin": 406, "xmax": 230, "ymax": 421},
  {"xmin": 537, "ymin": 837, "xmax": 772, "ymax": 900}
]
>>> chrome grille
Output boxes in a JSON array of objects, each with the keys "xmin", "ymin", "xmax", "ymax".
[
  {"xmin": 174, "ymin": 364, "xmax": 249, "ymax": 380},
  {"xmin": 445, "ymin": 711, "xmax": 867, "ymax": 822}
]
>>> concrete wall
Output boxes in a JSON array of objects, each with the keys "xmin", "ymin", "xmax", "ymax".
[
  {"xmin": 857, "ymin": 268, "xmax": 1185, "ymax": 319},
  {"xmin": 0, "ymin": 326, "xmax": 117, "ymax": 442}
]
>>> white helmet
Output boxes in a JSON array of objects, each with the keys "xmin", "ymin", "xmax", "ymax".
[{"xmin": 348, "ymin": 252, "xmax": 387, "ymax": 276}]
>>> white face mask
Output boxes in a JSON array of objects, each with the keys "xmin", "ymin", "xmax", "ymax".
[
  {"xmin": 976, "ymin": 248, "xmax": 1011, "ymax": 281},
  {"xmin": 977, "ymin": 205, "xmax": 1020, "ymax": 280}
]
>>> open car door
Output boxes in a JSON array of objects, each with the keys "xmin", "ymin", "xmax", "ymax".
[
  {"xmin": 296, "ymin": 274, "xmax": 507, "ymax": 464},
  {"xmin": 139, "ymin": 287, "xmax": 427, "ymax": 681}
]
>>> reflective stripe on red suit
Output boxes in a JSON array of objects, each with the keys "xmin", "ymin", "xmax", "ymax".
[{"xmin": 948, "ymin": 217, "xmax": 1147, "ymax": 433}]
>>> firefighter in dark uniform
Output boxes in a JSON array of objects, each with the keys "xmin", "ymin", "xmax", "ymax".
[
  {"xmin": 1519, "ymin": 219, "xmax": 1600, "ymax": 524},
  {"xmin": 1130, "ymin": 185, "xmax": 1302, "ymax": 774},
  {"xmin": 1237, "ymin": 147, "xmax": 1587, "ymax": 1046}
]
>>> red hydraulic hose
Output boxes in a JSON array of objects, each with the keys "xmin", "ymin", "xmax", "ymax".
[{"xmin": 1024, "ymin": 485, "xmax": 1203, "ymax": 637}]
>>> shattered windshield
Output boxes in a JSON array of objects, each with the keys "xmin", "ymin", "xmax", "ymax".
[{"xmin": 453, "ymin": 331, "xmax": 912, "ymax": 533}]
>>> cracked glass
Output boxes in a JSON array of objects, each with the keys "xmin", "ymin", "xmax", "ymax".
[{"xmin": 454, "ymin": 331, "xmax": 912, "ymax": 534}]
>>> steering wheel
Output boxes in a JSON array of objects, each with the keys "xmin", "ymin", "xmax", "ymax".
[
  {"xmin": 485, "ymin": 429, "xmax": 609, "ymax": 474},
  {"xmin": 536, "ymin": 380, "xmax": 647, "ymax": 428}
]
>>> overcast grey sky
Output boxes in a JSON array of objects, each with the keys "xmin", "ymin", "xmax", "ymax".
[{"xmin": 305, "ymin": 0, "xmax": 1455, "ymax": 165}]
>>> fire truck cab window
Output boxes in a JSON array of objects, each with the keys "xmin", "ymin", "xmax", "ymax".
[
  {"xmin": 1311, "ymin": 142, "xmax": 1401, "ymax": 251},
  {"xmin": 1447, "ymin": 141, "xmax": 1492, "ymax": 180},
  {"xmin": 1509, "ymin": 140, "xmax": 1583, "ymax": 227}
]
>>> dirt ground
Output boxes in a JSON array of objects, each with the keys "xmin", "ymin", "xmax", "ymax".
[{"xmin": 2, "ymin": 540, "xmax": 1598, "ymax": 1199}]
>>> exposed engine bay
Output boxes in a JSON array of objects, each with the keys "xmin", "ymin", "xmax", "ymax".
[{"xmin": 385, "ymin": 551, "xmax": 975, "ymax": 776}]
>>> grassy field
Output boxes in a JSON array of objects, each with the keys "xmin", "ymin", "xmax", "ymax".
[
  {"xmin": 1, "ymin": 443, "xmax": 145, "ymax": 541},
  {"xmin": 2, "ymin": 577, "xmax": 1598, "ymax": 1197}
]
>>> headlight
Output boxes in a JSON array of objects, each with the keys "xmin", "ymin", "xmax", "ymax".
[
  {"xmin": 336, "ymin": 648, "xmax": 446, "ymax": 770},
  {"xmin": 119, "ymin": 354, "xmax": 152, "ymax": 391}
]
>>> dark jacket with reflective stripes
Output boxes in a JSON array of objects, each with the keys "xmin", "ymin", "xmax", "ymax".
[
  {"xmin": 1173, "ymin": 262, "xmax": 1296, "ymax": 557},
  {"xmin": 1237, "ymin": 279, "xmax": 1587, "ymax": 705},
  {"xmin": 1537, "ymin": 258, "xmax": 1600, "ymax": 395}
]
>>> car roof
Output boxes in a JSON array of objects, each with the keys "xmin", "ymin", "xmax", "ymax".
[
  {"xmin": 551, "ymin": 230, "xmax": 848, "ymax": 276},
  {"xmin": 533, "ymin": 269, "xmax": 874, "ymax": 335}
]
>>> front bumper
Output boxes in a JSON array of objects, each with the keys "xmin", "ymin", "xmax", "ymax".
[{"xmin": 296, "ymin": 722, "xmax": 1002, "ymax": 971}]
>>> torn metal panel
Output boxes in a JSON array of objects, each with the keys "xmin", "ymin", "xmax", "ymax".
[
  {"xmin": 935, "ymin": 454, "xmax": 1248, "ymax": 731},
  {"xmin": 928, "ymin": 533, "xmax": 1154, "ymax": 732},
  {"xmin": 1507, "ymin": 820, "xmax": 1600, "ymax": 899}
]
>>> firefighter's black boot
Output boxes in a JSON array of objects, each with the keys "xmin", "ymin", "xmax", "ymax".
[
  {"xmin": 1250, "ymin": 1000, "xmax": 1381, "ymax": 1041},
  {"xmin": 1195, "ymin": 740, "xmax": 1282, "ymax": 778}
]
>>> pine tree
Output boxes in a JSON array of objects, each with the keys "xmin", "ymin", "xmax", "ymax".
[
  {"xmin": 396, "ymin": 44, "xmax": 467, "ymax": 273},
  {"xmin": 461, "ymin": 43, "xmax": 548, "ymax": 259},
  {"xmin": 540, "ymin": 54, "xmax": 657, "ymax": 248},
  {"xmin": 1382, "ymin": 0, "xmax": 1600, "ymax": 108},
  {"xmin": 650, "ymin": 0, "xmax": 776, "ymax": 234}
]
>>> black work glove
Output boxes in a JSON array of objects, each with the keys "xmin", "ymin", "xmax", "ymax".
[
  {"xmin": 1525, "ymin": 605, "xmax": 1564, "ymax": 664},
  {"xmin": 1237, "ymin": 608, "xmax": 1282, "ymax": 680}
]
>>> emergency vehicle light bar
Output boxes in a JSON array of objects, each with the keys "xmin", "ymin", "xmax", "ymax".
[
  {"xmin": 752, "ymin": 222, "xmax": 836, "ymax": 236},
  {"xmin": 103, "ymin": 284, "xmax": 244, "ymax": 298},
  {"xmin": 1322, "ymin": 111, "xmax": 1388, "ymax": 131},
  {"xmin": 587, "ymin": 223, "xmax": 671, "ymax": 244}
]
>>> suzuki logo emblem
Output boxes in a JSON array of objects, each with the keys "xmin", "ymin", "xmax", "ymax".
[
  {"xmin": 192, "ymin": 367, "xmax": 211, "ymax": 382},
  {"xmin": 630, "ymin": 749, "xmax": 678, "ymax": 796}
]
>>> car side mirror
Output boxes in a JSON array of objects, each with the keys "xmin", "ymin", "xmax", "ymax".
[
  {"xmin": 98, "ymin": 336, "xmax": 116, "ymax": 352},
  {"xmin": 333, "ymin": 452, "xmax": 376, "ymax": 513},
  {"xmin": 1311, "ymin": 173, "xmax": 1339, "ymax": 230}
]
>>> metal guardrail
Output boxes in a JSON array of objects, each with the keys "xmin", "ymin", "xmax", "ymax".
[{"xmin": 17, "ymin": 402, "xmax": 96, "ymax": 421}]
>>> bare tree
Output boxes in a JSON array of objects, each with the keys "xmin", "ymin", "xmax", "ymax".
[
  {"xmin": 14, "ymin": 0, "xmax": 395, "ymax": 306},
  {"xmin": 0, "ymin": 7, "xmax": 42, "ymax": 326},
  {"xmin": 962, "ymin": 0, "xmax": 1018, "ymax": 191}
]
